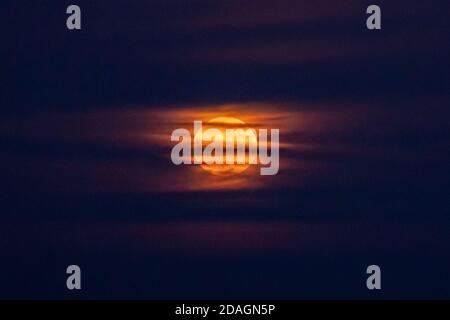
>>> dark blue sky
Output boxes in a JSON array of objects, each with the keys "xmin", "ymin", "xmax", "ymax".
[{"xmin": 1, "ymin": 0, "xmax": 449, "ymax": 299}]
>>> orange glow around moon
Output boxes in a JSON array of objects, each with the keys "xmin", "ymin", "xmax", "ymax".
[{"xmin": 194, "ymin": 116, "xmax": 251, "ymax": 176}]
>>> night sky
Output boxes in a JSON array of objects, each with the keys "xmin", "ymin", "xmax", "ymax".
[{"xmin": 1, "ymin": 0, "xmax": 449, "ymax": 299}]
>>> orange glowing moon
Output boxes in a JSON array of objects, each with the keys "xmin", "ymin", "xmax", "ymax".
[{"xmin": 194, "ymin": 116, "xmax": 250, "ymax": 176}]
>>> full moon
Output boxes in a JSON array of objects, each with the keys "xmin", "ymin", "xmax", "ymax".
[{"xmin": 194, "ymin": 116, "xmax": 250, "ymax": 176}]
